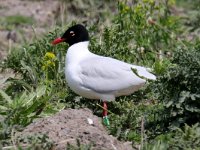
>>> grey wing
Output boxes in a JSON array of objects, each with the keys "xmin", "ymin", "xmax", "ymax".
[{"xmin": 79, "ymin": 56, "xmax": 145, "ymax": 93}]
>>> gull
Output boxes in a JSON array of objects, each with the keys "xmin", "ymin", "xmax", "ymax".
[{"xmin": 52, "ymin": 24, "xmax": 156, "ymax": 125}]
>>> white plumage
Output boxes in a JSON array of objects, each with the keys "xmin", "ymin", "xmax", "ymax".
[
  {"xmin": 52, "ymin": 24, "xmax": 157, "ymax": 125},
  {"xmin": 65, "ymin": 41, "xmax": 156, "ymax": 101}
]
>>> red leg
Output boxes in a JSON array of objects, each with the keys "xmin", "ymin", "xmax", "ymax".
[
  {"xmin": 103, "ymin": 101, "xmax": 108, "ymax": 116},
  {"xmin": 102, "ymin": 101, "xmax": 110, "ymax": 126}
]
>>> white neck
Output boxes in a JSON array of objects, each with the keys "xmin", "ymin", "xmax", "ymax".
[{"xmin": 66, "ymin": 41, "xmax": 91, "ymax": 65}]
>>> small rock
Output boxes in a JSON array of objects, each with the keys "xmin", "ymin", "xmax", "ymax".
[
  {"xmin": 87, "ymin": 117, "xmax": 94, "ymax": 125},
  {"xmin": 6, "ymin": 31, "xmax": 17, "ymax": 42}
]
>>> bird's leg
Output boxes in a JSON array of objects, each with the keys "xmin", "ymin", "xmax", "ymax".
[
  {"xmin": 103, "ymin": 101, "xmax": 108, "ymax": 116},
  {"xmin": 102, "ymin": 101, "xmax": 110, "ymax": 126}
]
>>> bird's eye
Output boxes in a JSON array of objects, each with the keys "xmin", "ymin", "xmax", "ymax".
[{"xmin": 70, "ymin": 31, "xmax": 75, "ymax": 36}]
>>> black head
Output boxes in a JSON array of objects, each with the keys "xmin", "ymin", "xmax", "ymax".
[{"xmin": 52, "ymin": 24, "xmax": 89, "ymax": 46}]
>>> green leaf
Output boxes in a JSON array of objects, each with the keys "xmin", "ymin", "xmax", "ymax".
[
  {"xmin": 0, "ymin": 89, "xmax": 12, "ymax": 104},
  {"xmin": 190, "ymin": 94, "xmax": 196, "ymax": 101},
  {"xmin": 131, "ymin": 68, "xmax": 146, "ymax": 79},
  {"xmin": 0, "ymin": 105, "xmax": 8, "ymax": 111},
  {"xmin": 36, "ymin": 85, "xmax": 47, "ymax": 98},
  {"xmin": 166, "ymin": 100, "xmax": 173, "ymax": 108}
]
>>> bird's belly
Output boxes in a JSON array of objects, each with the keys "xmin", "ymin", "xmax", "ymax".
[
  {"xmin": 69, "ymin": 83, "xmax": 99, "ymax": 99},
  {"xmin": 65, "ymin": 68, "xmax": 116, "ymax": 101},
  {"xmin": 65, "ymin": 66, "xmax": 145, "ymax": 101},
  {"xmin": 115, "ymin": 82, "xmax": 145, "ymax": 97},
  {"xmin": 65, "ymin": 68, "xmax": 99, "ymax": 99},
  {"xmin": 66, "ymin": 73, "xmax": 143, "ymax": 101}
]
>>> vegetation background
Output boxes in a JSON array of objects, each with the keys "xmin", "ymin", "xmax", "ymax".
[{"xmin": 0, "ymin": 0, "xmax": 200, "ymax": 149}]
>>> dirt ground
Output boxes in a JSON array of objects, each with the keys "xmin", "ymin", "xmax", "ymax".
[{"xmin": 18, "ymin": 108, "xmax": 133, "ymax": 150}]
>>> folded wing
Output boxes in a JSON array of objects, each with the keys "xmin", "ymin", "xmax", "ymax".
[{"xmin": 79, "ymin": 56, "xmax": 155, "ymax": 93}]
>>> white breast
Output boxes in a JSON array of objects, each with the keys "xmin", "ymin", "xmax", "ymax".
[
  {"xmin": 65, "ymin": 64, "xmax": 115, "ymax": 100},
  {"xmin": 64, "ymin": 42, "xmax": 109, "ymax": 100}
]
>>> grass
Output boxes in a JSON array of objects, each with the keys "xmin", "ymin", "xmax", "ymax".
[
  {"xmin": 1, "ymin": 0, "xmax": 200, "ymax": 149},
  {"xmin": 0, "ymin": 15, "xmax": 35, "ymax": 30},
  {"xmin": 5, "ymin": 15, "xmax": 34, "ymax": 26},
  {"xmin": 176, "ymin": 0, "xmax": 200, "ymax": 9}
]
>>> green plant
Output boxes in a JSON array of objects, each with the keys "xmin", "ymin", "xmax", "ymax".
[
  {"xmin": 0, "ymin": 85, "xmax": 65, "ymax": 125},
  {"xmin": 0, "ymin": 85, "xmax": 65, "ymax": 147},
  {"xmin": 144, "ymin": 123, "xmax": 200, "ymax": 150},
  {"xmin": 155, "ymin": 46, "xmax": 200, "ymax": 128},
  {"xmin": 66, "ymin": 139, "xmax": 92, "ymax": 150},
  {"xmin": 5, "ymin": 15, "xmax": 34, "ymax": 26},
  {"xmin": 88, "ymin": 0, "xmax": 179, "ymax": 76},
  {"xmin": 6, "ymin": 27, "xmax": 67, "ymax": 88},
  {"xmin": 0, "ymin": 15, "xmax": 35, "ymax": 30},
  {"xmin": 17, "ymin": 133, "xmax": 53, "ymax": 150}
]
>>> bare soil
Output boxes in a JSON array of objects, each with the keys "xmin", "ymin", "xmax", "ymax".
[{"xmin": 18, "ymin": 108, "xmax": 133, "ymax": 150}]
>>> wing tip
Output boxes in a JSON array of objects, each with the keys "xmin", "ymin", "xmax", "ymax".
[{"xmin": 148, "ymin": 75, "xmax": 156, "ymax": 80}]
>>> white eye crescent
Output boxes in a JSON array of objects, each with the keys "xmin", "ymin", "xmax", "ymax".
[{"xmin": 70, "ymin": 31, "xmax": 75, "ymax": 36}]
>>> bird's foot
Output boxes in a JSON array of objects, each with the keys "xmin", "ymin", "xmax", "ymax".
[{"xmin": 103, "ymin": 115, "xmax": 110, "ymax": 126}]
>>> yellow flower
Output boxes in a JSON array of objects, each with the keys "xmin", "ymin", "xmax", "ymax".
[
  {"xmin": 42, "ymin": 52, "xmax": 56, "ymax": 70},
  {"xmin": 44, "ymin": 52, "xmax": 56, "ymax": 59},
  {"xmin": 123, "ymin": 6, "xmax": 130, "ymax": 12}
]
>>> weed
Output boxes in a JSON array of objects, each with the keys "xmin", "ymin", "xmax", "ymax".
[
  {"xmin": 144, "ymin": 123, "xmax": 200, "ymax": 149},
  {"xmin": 155, "ymin": 46, "xmax": 200, "ymax": 128}
]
